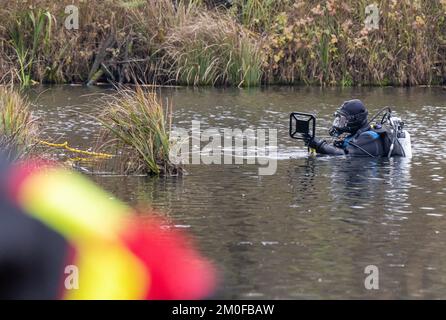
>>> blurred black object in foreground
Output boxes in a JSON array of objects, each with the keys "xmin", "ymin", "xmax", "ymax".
[{"xmin": 0, "ymin": 155, "xmax": 69, "ymax": 299}]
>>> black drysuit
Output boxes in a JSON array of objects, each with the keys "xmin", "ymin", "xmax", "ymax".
[{"xmin": 311, "ymin": 125, "xmax": 404, "ymax": 157}]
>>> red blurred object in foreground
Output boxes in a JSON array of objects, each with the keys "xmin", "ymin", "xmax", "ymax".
[{"xmin": 122, "ymin": 218, "xmax": 217, "ymax": 300}]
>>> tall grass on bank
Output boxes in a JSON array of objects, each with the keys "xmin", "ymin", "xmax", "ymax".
[
  {"xmin": 0, "ymin": 0, "xmax": 445, "ymax": 87},
  {"xmin": 229, "ymin": 0, "xmax": 290, "ymax": 32},
  {"xmin": 0, "ymin": 88, "xmax": 38, "ymax": 160},
  {"xmin": 163, "ymin": 12, "xmax": 263, "ymax": 86},
  {"xmin": 9, "ymin": 8, "xmax": 54, "ymax": 87},
  {"xmin": 0, "ymin": 0, "xmax": 181, "ymax": 86},
  {"xmin": 97, "ymin": 87, "xmax": 180, "ymax": 176}
]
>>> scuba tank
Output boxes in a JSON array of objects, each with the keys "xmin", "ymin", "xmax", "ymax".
[
  {"xmin": 388, "ymin": 116, "xmax": 412, "ymax": 158},
  {"xmin": 369, "ymin": 107, "xmax": 412, "ymax": 158}
]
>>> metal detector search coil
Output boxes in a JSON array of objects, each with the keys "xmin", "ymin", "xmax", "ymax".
[{"xmin": 289, "ymin": 112, "xmax": 316, "ymax": 140}]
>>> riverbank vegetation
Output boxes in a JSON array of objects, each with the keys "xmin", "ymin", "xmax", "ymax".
[
  {"xmin": 0, "ymin": 84, "xmax": 179, "ymax": 175},
  {"xmin": 0, "ymin": 88, "xmax": 38, "ymax": 161},
  {"xmin": 0, "ymin": 0, "xmax": 445, "ymax": 87}
]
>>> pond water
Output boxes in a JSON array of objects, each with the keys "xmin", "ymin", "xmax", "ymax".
[{"xmin": 29, "ymin": 85, "xmax": 446, "ymax": 299}]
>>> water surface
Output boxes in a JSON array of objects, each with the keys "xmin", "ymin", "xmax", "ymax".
[{"xmin": 30, "ymin": 86, "xmax": 446, "ymax": 299}]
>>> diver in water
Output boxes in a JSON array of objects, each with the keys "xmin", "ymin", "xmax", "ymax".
[{"xmin": 305, "ymin": 99, "xmax": 409, "ymax": 157}]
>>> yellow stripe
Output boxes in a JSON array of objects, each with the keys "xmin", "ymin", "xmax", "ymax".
[
  {"xmin": 64, "ymin": 240, "xmax": 149, "ymax": 300},
  {"xmin": 17, "ymin": 168, "xmax": 128, "ymax": 242},
  {"xmin": 17, "ymin": 168, "xmax": 149, "ymax": 299}
]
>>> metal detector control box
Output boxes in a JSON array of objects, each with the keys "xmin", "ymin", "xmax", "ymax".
[{"xmin": 289, "ymin": 112, "xmax": 316, "ymax": 140}]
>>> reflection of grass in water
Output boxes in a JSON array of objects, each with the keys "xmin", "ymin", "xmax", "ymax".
[{"xmin": 97, "ymin": 86, "xmax": 181, "ymax": 176}]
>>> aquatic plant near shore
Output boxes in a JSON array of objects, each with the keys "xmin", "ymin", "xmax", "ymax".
[
  {"xmin": 97, "ymin": 86, "xmax": 180, "ymax": 175},
  {"xmin": 0, "ymin": 88, "xmax": 38, "ymax": 160}
]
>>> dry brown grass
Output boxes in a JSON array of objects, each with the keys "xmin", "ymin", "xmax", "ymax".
[
  {"xmin": 0, "ymin": 0, "xmax": 445, "ymax": 86},
  {"xmin": 163, "ymin": 11, "xmax": 264, "ymax": 86},
  {"xmin": 0, "ymin": 87, "xmax": 38, "ymax": 160},
  {"xmin": 263, "ymin": 0, "xmax": 446, "ymax": 86}
]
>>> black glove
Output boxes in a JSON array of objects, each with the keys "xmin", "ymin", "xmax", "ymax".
[{"xmin": 307, "ymin": 137, "xmax": 325, "ymax": 151}]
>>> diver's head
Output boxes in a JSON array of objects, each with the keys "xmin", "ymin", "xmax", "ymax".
[{"xmin": 329, "ymin": 99, "xmax": 368, "ymax": 137}]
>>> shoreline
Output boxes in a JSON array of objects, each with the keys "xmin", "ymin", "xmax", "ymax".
[
  {"xmin": 1, "ymin": 1, "xmax": 444, "ymax": 88},
  {"xmin": 5, "ymin": 83, "xmax": 445, "ymax": 90}
]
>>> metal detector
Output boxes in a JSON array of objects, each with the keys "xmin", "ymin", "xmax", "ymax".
[{"xmin": 289, "ymin": 112, "xmax": 316, "ymax": 141}]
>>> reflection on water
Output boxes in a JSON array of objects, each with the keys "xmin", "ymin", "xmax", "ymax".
[{"xmin": 29, "ymin": 86, "xmax": 446, "ymax": 299}]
